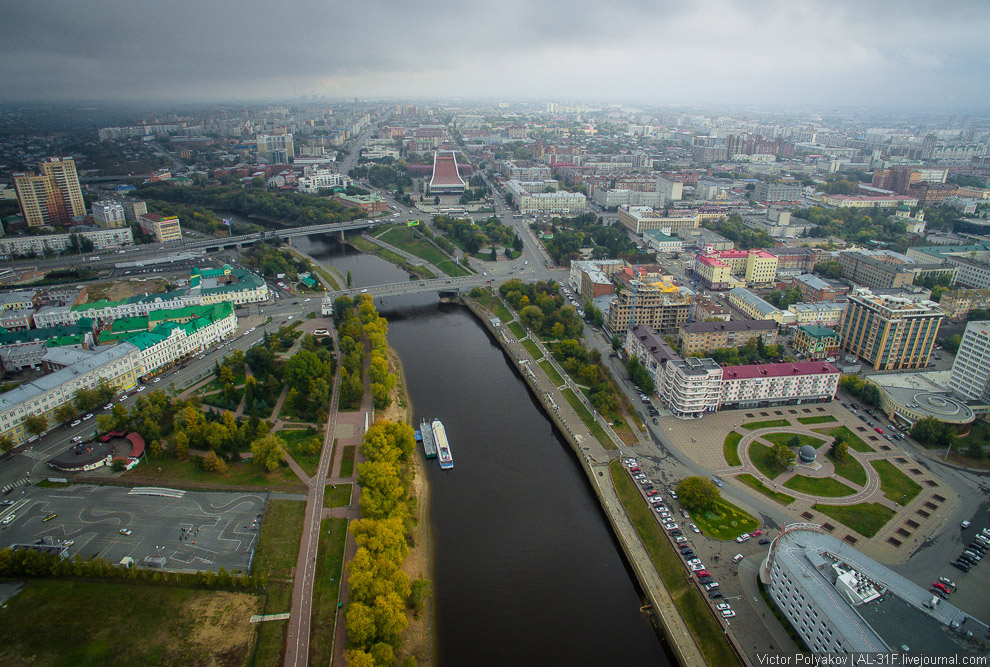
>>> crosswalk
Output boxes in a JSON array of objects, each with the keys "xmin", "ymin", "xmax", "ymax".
[{"xmin": 0, "ymin": 477, "xmax": 30, "ymax": 495}]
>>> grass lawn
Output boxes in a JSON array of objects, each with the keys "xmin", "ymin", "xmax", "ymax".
[
  {"xmin": 562, "ymin": 388, "xmax": 616, "ymax": 450},
  {"xmin": 813, "ymin": 502, "xmax": 895, "ymax": 538},
  {"xmin": 0, "ymin": 580, "xmax": 262, "ymax": 667},
  {"xmin": 828, "ymin": 452, "xmax": 867, "ymax": 486},
  {"xmin": 491, "ymin": 299, "xmax": 513, "ymax": 324},
  {"xmin": 763, "ymin": 432, "xmax": 825, "ymax": 449},
  {"xmin": 472, "ymin": 291, "xmax": 493, "ymax": 308},
  {"xmin": 308, "ymin": 517, "xmax": 349, "ymax": 666},
  {"xmin": 539, "ymin": 360, "xmax": 565, "ymax": 387},
  {"xmin": 820, "ymin": 426, "xmax": 873, "ymax": 453},
  {"xmin": 783, "ymin": 474, "xmax": 856, "ymax": 497},
  {"xmin": 522, "ymin": 339, "xmax": 543, "ymax": 360},
  {"xmin": 324, "ymin": 483, "xmax": 352, "ymax": 508},
  {"xmin": 610, "ymin": 462, "xmax": 740, "ymax": 667},
  {"xmin": 380, "ymin": 227, "xmax": 452, "ymax": 267},
  {"xmin": 348, "ymin": 236, "xmax": 436, "ymax": 279},
  {"xmin": 311, "ymin": 264, "xmax": 341, "ymax": 290},
  {"xmin": 870, "ymin": 459, "xmax": 923, "ymax": 505},
  {"xmin": 691, "ymin": 497, "xmax": 760, "ymax": 540},
  {"xmin": 723, "ymin": 431, "xmax": 743, "ymax": 467},
  {"xmin": 749, "ymin": 441, "xmax": 785, "ymax": 480},
  {"xmin": 252, "ymin": 499, "xmax": 307, "ymax": 665},
  {"xmin": 742, "ymin": 418, "xmax": 791, "ymax": 430},
  {"xmin": 280, "ymin": 428, "xmax": 323, "ymax": 479},
  {"xmin": 339, "ymin": 445, "xmax": 356, "ymax": 478},
  {"xmin": 437, "ymin": 259, "xmax": 471, "ymax": 277},
  {"xmin": 797, "ymin": 415, "xmax": 838, "ymax": 425},
  {"xmin": 508, "ymin": 321, "xmax": 527, "ymax": 339},
  {"xmin": 124, "ymin": 456, "xmax": 305, "ymax": 491},
  {"xmin": 735, "ymin": 473, "xmax": 795, "ymax": 505}
]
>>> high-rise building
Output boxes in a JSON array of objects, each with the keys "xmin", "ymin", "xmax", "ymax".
[
  {"xmin": 39, "ymin": 157, "xmax": 85, "ymax": 218},
  {"xmin": 604, "ymin": 280, "xmax": 692, "ymax": 335},
  {"xmin": 950, "ymin": 320, "xmax": 990, "ymax": 402},
  {"xmin": 13, "ymin": 172, "xmax": 64, "ymax": 226},
  {"xmin": 91, "ymin": 200, "xmax": 126, "ymax": 229},
  {"xmin": 257, "ymin": 133, "xmax": 294, "ymax": 161},
  {"xmin": 838, "ymin": 288, "xmax": 943, "ymax": 371}
]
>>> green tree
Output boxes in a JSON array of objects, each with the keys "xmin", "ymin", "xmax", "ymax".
[
  {"xmin": 201, "ymin": 451, "xmax": 227, "ymax": 473},
  {"xmin": 251, "ymin": 433, "xmax": 287, "ymax": 472},
  {"xmin": 111, "ymin": 459, "xmax": 126, "ymax": 472},
  {"xmin": 828, "ymin": 437, "xmax": 849, "ymax": 461},
  {"xmin": 860, "ymin": 383, "xmax": 881, "ymax": 407},
  {"xmin": 174, "ymin": 431, "xmax": 190, "ymax": 461},
  {"xmin": 149, "ymin": 439, "xmax": 163, "ymax": 459},
  {"xmin": 24, "ymin": 414, "xmax": 48, "ymax": 436},
  {"xmin": 767, "ymin": 443, "xmax": 795, "ymax": 470},
  {"xmin": 676, "ymin": 476, "xmax": 720, "ymax": 512},
  {"xmin": 787, "ymin": 435, "xmax": 801, "ymax": 449},
  {"xmin": 346, "ymin": 270, "xmax": 353, "ymax": 288},
  {"xmin": 0, "ymin": 434, "xmax": 14, "ymax": 454},
  {"xmin": 54, "ymin": 403, "xmax": 77, "ymax": 424}
]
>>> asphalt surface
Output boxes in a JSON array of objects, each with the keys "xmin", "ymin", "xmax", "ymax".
[{"xmin": 0, "ymin": 485, "xmax": 266, "ymax": 572}]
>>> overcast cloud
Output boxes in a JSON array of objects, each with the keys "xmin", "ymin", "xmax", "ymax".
[{"xmin": 1, "ymin": 0, "xmax": 988, "ymax": 108}]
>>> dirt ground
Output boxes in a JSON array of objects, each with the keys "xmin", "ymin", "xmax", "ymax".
[
  {"xmin": 382, "ymin": 347, "xmax": 435, "ymax": 667},
  {"xmin": 184, "ymin": 591, "xmax": 263, "ymax": 662},
  {"xmin": 86, "ymin": 277, "xmax": 169, "ymax": 302}
]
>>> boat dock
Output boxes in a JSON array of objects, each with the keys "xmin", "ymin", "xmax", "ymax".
[{"xmin": 418, "ymin": 419, "xmax": 438, "ymax": 458}]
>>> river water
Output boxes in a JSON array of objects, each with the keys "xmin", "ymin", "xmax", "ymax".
[{"xmin": 381, "ymin": 293, "xmax": 669, "ymax": 667}]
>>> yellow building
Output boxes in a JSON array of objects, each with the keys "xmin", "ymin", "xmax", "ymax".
[
  {"xmin": 838, "ymin": 288, "xmax": 943, "ymax": 371},
  {"xmin": 40, "ymin": 157, "xmax": 85, "ymax": 218},
  {"xmin": 138, "ymin": 214, "xmax": 183, "ymax": 243},
  {"xmin": 13, "ymin": 173, "xmax": 61, "ymax": 227},
  {"xmin": 744, "ymin": 250, "xmax": 779, "ymax": 285}
]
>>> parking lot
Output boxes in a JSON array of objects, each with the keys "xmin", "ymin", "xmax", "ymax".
[{"xmin": 0, "ymin": 485, "xmax": 267, "ymax": 572}]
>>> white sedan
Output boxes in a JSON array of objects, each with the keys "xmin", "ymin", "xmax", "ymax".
[
  {"xmin": 689, "ymin": 562, "xmax": 706, "ymax": 572},
  {"xmin": 663, "ymin": 523, "xmax": 678, "ymax": 531}
]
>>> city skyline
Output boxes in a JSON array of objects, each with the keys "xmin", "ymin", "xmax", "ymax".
[{"xmin": 1, "ymin": 0, "xmax": 989, "ymax": 110}]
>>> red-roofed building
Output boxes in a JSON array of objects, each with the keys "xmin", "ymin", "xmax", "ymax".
[
  {"xmin": 428, "ymin": 150, "xmax": 466, "ymax": 194},
  {"xmin": 719, "ymin": 361, "xmax": 839, "ymax": 410}
]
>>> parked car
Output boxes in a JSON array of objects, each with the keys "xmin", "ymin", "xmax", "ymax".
[
  {"xmin": 721, "ymin": 610, "xmax": 736, "ymax": 618},
  {"xmin": 695, "ymin": 570, "xmax": 711, "ymax": 579},
  {"xmin": 70, "ymin": 419, "xmax": 81, "ymax": 427},
  {"xmin": 119, "ymin": 528, "xmax": 132, "ymax": 536},
  {"xmin": 732, "ymin": 553, "xmax": 744, "ymax": 563}
]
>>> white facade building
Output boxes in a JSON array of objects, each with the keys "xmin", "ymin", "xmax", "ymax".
[
  {"xmin": 505, "ymin": 179, "xmax": 586, "ymax": 216},
  {"xmin": 950, "ymin": 320, "xmax": 990, "ymax": 402},
  {"xmin": 0, "ymin": 228, "xmax": 134, "ymax": 257},
  {"xmin": 297, "ymin": 169, "xmax": 346, "ymax": 194},
  {"xmin": 719, "ymin": 362, "xmax": 839, "ymax": 409},
  {"xmin": 659, "ymin": 357, "xmax": 723, "ymax": 419},
  {"xmin": 91, "ymin": 200, "xmax": 127, "ymax": 228}
]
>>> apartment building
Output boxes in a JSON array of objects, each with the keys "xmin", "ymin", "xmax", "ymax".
[
  {"xmin": 792, "ymin": 274, "xmax": 849, "ymax": 303},
  {"xmin": 753, "ymin": 182, "xmax": 803, "ymax": 202},
  {"xmin": 617, "ymin": 205, "xmax": 699, "ymax": 235},
  {"xmin": 787, "ymin": 302, "xmax": 846, "ymax": 327},
  {"xmin": 694, "ymin": 254, "xmax": 736, "ymax": 290},
  {"xmin": 949, "ymin": 320, "xmax": 990, "ymax": 402},
  {"xmin": 677, "ymin": 320, "xmax": 778, "ymax": 355},
  {"xmin": 838, "ymin": 288, "xmax": 944, "ymax": 371},
  {"xmin": 624, "ymin": 325, "xmax": 679, "ymax": 390},
  {"xmin": 505, "ymin": 179, "xmax": 586, "ymax": 215},
  {"xmin": 91, "ymin": 200, "xmax": 127, "ymax": 229},
  {"xmin": 719, "ymin": 361, "xmax": 839, "ymax": 409},
  {"xmin": 39, "ymin": 157, "xmax": 86, "ymax": 219},
  {"xmin": 939, "ymin": 289, "xmax": 990, "ymax": 321},
  {"xmin": 138, "ymin": 213, "xmax": 183, "ymax": 243},
  {"xmin": 659, "ymin": 357, "xmax": 723, "ymax": 419},
  {"xmin": 728, "ymin": 287, "xmax": 790, "ymax": 324},
  {"xmin": 604, "ymin": 280, "xmax": 692, "ymax": 335},
  {"xmin": 568, "ymin": 260, "xmax": 624, "ymax": 299},
  {"xmin": 0, "ymin": 228, "xmax": 134, "ymax": 257},
  {"xmin": 768, "ymin": 247, "xmax": 817, "ymax": 275}
]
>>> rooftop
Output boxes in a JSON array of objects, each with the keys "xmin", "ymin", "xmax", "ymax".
[
  {"xmin": 798, "ymin": 324, "xmax": 839, "ymax": 338},
  {"xmin": 722, "ymin": 361, "xmax": 838, "ymax": 380},
  {"xmin": 681, "ymin": 319, "xmax": 778, "ymax": 334}
]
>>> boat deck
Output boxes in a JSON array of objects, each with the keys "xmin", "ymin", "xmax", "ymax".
[{"xmin": 419, "ymin": 420, "xmax": 438, "ymax": 458}]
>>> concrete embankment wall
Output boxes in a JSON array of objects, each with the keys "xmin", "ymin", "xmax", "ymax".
[{"xmin": 461, "ymin": 297, "xmax": 710, "ymax": 667}]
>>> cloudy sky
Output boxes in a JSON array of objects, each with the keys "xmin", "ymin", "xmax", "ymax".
[{"xmin": 2, "ymin": 0, "xmax": 988, "ymax": 109}]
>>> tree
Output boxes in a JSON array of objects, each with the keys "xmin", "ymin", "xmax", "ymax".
[
  {"xmin": 111, "ymin": 459, "xmax": 126, "ymax": 472},
  {"xmin": 346, "ymin": 270, "xmax": 353, "ymax": 288},
  {"xmin": 202, "ymin": 451, "xmax": 227, "ymax": 473},
  {"xmin": 174, "ymin": 431, "xmax": 190, "ymax": 461},
  {"xmin": 24, "ymin": 414, "xmax": 48, "ymax": 437},
  {"xmin": 860, "ymin": 383, "xmax": 881, "ymax": 407},
  {"xmin": 218, "ymin": 365, "xmax": 234, "ymax": 385},
  {"xmin": 676, "ymin": 477, "xmax": 720, "ymax": 512},
  {"xmin": 149, "ymin": 439, "xmax": 163, "ymax": 459},
  {"xmin": 251, "ymin": 433, "xmax": 287, "ymax": 472},
  {"xmin": 767, "ymin": 443, "xmax": 796, "ymax": 470},
  {"xmin": 345, "ymin": 602, "xmax": 377, "ymax": 647},
  {"xmin": 828, "ymin": 437, "xmax": 849, "ymax": 462},
  {"xmin": 0, "ymin": 434, "xmax": 13, "ymax": 454},
  {"xmin": 787, "ymin": 435, "xmax": 801, "ymax": 449},
  {"xmin": 54, "ymin": 403, "xmax": 77, "ymax": 424}
]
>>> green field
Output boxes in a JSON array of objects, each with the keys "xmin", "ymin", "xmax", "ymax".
[
  {"xmin": 562, "ymin": 388, "xmax": 615, "ymax": 450},
  {"xmin": 508, "ymin": 321, "xmax": 527, "ymax": 339},
  {"xmin": 437, "ymin": 259, "xmax": 471, "ymax": 277},
  {"xmin": 380, "ymin": 227, "xmax": 452, "ymax": 267},
  {"xmin": 819, "ymin": 426, "xmax": 873, "ymax": 453},
  {"xmin": 797, "ymin": 415, "xmax": 838, "ymax": 425},
  {"xmin": 339, "ymin": 445, "xmax": 356, "ymax": 478},
  {"xmin": 723, "ymin": 431, "xmax": 743, "ymax": 467},
  {"xmin": 522, "ymin": 339, "xmax": 543, "ymax": 360},
  {"xmin": 324, "ymin": 483, "xmax": 352, "ymax": 508},
  {"xmin": 691, "ymin": 497, "xmax": 760, "ymax": 540},
  {"xmin": 308, "ymin": 517, "xmax": 349, "ymax": 666},
  {"xmin": 348, "ymin": 236, "xmax": 436, "ymax": 279},
  {"xmin": 610, "ymin": 462, "xmax": 740, "ymax": 666},
  {"xmin": 813, "ymin": 502, "xmax": 896, "ymax": 538},
  {"xmin": 539, "ymin": 360, "xmax": 565, "ymax": 387},
  {"xmin": 870, "ymin": 459, "xmax": 923, "ymax": 505},
  {"xmin": 829, "ymin": 452, "xmax": 867, "ymax": 486},
  {"xmin": 742, "ymin": 418, "xmax": 791, "ymax": 430},
  {"xmin": 783, "ymin": 474, "xmax": 856, "ymax": 497},
  {"xmin": 252, "ymin": 500, "xmax": 307, "ymax": 665},
  {"xmin": 762, "ymin": 432, "xmax": 825, "ymax": 449},
  {"xmin": 0, "ymin": 581, "xmax": 262, "ymax": 667},
  {"xmin": 124, "ymin": 456, "xmax": 305, "ymax": 491},
  {"xmin": 472, "ymin": 291, "xmax": 493, "ymax": 308},
  {"xmin": 735, "ymin": 473, "xmax": 796, "ymax": 505},
  {"xmin": 492, "ymin": 299, "xmax": 514, "ymax": 324},
  {"xmin": 749, "ymin": 441, "xmax": 785, "ymax": 480},
  {"xmin": 279, "ymin": 428, "xmax": 323, "ymax": 478}
]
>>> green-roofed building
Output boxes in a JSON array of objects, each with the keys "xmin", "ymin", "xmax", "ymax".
[
  {"xmin": 45, "ymin": 334, "xmax": 87, "ymax": 348},
  {"xmin": 111, "ymin": 316, "xmax": 150, "ymax": 333},
  {"xmin": 0, "ymin": 323, "xmax": 92, "ymax": 347},
  {"xmin": 794, "ymin": 324, "xmax": 841, "ymax": 360}
]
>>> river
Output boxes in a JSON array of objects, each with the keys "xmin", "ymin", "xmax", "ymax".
[{"xmin": 381, "ymin": 293, "xmax": 669, "ymax": 666}]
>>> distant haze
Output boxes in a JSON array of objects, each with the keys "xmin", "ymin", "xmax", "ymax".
[{"xmin": 1, "ymin": 0, "xmax": 988, "ymax": 109}]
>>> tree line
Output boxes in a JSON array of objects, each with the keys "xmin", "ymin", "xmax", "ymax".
[{"xmin": 499, "ymin": 279, "xmax": 585, "ymax": 340}]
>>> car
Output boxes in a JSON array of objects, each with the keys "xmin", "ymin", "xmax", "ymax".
[
  {"xmin": 938, "ymin": 577, "xmax": 956, "ymax": 589},
  {"xmin": 664, "ymin": 523, "xmax": 678, "ymax": 531},
  {"xmin": 721, "ymin": 610, "xmax": 736, "ymax": 618},
  {"xmin": 735, "ymin": 534, "xmax": 751, "ymax": 543},
  {"xmin": 652, "ymin": 418, "xmax": 659, "ymax": 425},
  {"xmin": 670, "ymin": 529, "xmax": 683, "ymax": 537},
  {"xmin": 750, "ymin": 529, "xmax": 762, "ymax": 537},
  {"xmin": 695, "ymin": 570, "xmax": 710, "ymax": 578},
  {"xmin": 645, "ymin": 490, "xmax": 659, "ymax": 497},
  {"xmin": 711, "ymin": 477, "xmax": 723, "ymax": 488},
  {"xmin": 689, "ymin": 563, "xmax": 706, "ymax": 572},
  {"xmin": 153, "ymin": 377, "xmax": 161, "ymax": 383},
  {"xmin": 137, "ymin": 385, "xmax": 146, "ymax": 392},
  {"xmin": 933, "ymin": 582, "xmax": 951, "ymax": 594},
  {"xmin": 759, "ymin": 538, "xmax": 771, "ymax": 545},
  {"xmin": 732, "ymin": 553, "xmax": 744, "ymax": 563},
  {"xmin": 71, "ymin": 436, "xmax": 82, "ymax": 443},
  {"xmin": 673, "ymin": 536, "xmax": 687, "ymax": 544},
  {"xmin": 654, "ymin": 506, "xmax": 668, "ymax": 514},
  {"xmin": 43, "ymin": 513, "xmax": 57, "ymax": 522},
  {"xmin": 628, "ymin": 467, "xmax": 641, "ymax": 473},
  {"xmin": 639, "ymin": 480, "xmax": 652, "ymax": 487},
  {"xmin": 63, "ymin": 540, "xmax": 74, "ymax": 547},
  {"xmin": 360, "ymin": 289, "xmax": 368, "ymax": 293},
  {"xmin": 680, "ymin": 551, "xmax": 695, "ymax": 559},
  {"xmin": 634, "ymin": 473, "xmax": 646, "ymax": 480},
  {"xmin": 70, "ymin": 419, "xmax": 81, "ymax": 427},
  {"xmin": 83, "ymin": 413, "xmax": 93, "ymax": 420},
  {"xmin": 119, "ymin": 528, "xmax": 132, "ymax": 536},
  {"xmin": 103, "ymin": 403, "xmax": 113, "ymax": 410},
  {"xmin": 961, "ymin": 520, "xmax": 972, "ymax": 528},
  {"xmin": 690, "ymin": 523, "xmax": 700, "ymax": 534},
  {"xmin": 708, "ymin": 590, "xmax": 723, "ymax": 600},
  {"xmin": 874, "ymin": 427, "xmax": 884, "ymax": 434},
  {"xmin": 716, "ymin": 603, "xmax": 731, "ymax": 612},
  {"xmin": 951, "ymin": 561, "xmax": 971, "ymax": 572},
  {"xmin": 698, "ymin": 576, "xmax": 714, "ymax": 585},
  {"xmin": 0, "ymin": 500, "xmax": 12, "ymax": 506},
  {"xmin": 705, "ymin": 582, "xmax": 720, "ymax": 591},
  {"xmin": 931, "ymin": 587, "xmax": 949, "ymax": 600},
  {"xmin": 2, "ymin": 514, "xmax": 16, "ymax": 525},
  {"xmin": 669, "ymin": 491, "xmax": 678, "ymax": 500}
]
